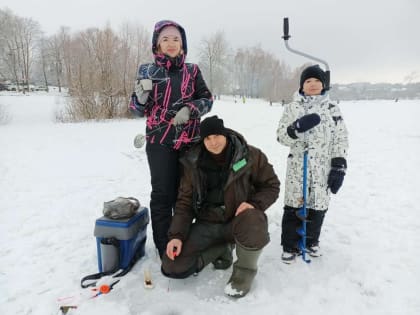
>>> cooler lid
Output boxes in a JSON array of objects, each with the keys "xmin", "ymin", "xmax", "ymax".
[{"xmin": 94, "ymin": 207, "xmax": 149, "ymax": 239}]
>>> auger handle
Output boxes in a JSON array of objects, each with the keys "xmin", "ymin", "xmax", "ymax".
[
  {"xmin": 282, "ymin": 17, "xmax": 290, "ymax": 40},
  {"xmin": 282, "ymin": 17, "xmax": 331, "ymax": 90}
]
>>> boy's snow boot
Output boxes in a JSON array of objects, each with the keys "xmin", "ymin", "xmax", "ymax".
[
  {"xmin": 281, "ymin": 251, "xmax": 297, "ymax": 264},
  {"xmin": 281, "ymin": 247, "xmax": 301, "ymax": 264},
  {"xmin": 307, "ymin": 245, "xmax": 322, "ymax": 257},
  {"xmin": 224, "ymin": 243, "xmax": 262, "ymax": 298},
  {"xmin": 198, "ymin": 243, "xmax": 231, "ymax": 271},
  {"xmin": 212, "ymin": 243, "xmax": 233, "ymax": 270}
]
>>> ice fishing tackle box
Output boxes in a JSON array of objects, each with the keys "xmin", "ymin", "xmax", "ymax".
[{"xmin": 94, "ymin": 207, "xmax": 149, "ymax": 272}]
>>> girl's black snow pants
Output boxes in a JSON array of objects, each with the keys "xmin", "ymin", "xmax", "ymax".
[{"xmin": 146, "ymin": 142, "xmax": 181, "ymax": 257}]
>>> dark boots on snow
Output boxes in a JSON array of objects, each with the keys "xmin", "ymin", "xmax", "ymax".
[
  {"xmin": 212, "ymin": 243, "xmax": 234, "ymax": 270},
  {"xmin": 198, "ymin": 243, "xmax": 233, "ymax": 271}
]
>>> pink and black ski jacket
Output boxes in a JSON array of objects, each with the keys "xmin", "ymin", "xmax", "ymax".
[{"xmin": 135, "ymin": 20, "xmax": 213, "ymax": 150}]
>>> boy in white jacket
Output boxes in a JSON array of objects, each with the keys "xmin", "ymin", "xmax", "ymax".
[{"xmin": 276, "ymin": 65, "xmax": 349, "ymax": 263}]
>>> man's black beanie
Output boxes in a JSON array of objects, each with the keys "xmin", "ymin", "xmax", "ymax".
[{"xmin": 200, "ymin": 115, "xmax": 227, "ymax": 140}]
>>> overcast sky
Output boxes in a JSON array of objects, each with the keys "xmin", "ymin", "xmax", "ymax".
[{"xmin": 1, "ymin": 0, "xmax": 419, "ymax": 84}]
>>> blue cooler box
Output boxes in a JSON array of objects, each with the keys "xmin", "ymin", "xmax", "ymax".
[{"xmin": 94, "ymin": 207, "xmax": 149, "ymax": 272}]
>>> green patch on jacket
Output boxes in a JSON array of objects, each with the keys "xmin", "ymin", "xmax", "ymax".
[{"xmin": 232, "ymin": 158, "xmax": 247, "ymax": 172}]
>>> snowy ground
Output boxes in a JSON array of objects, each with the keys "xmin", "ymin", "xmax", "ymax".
[{"xmin": 0, "ymin": 92, "xmax": 419, "ymax": 315}]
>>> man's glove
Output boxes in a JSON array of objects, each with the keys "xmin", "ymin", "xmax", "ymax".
[
  {"xmin": 327, "ymin": 157, "xmax": 347, "ymax": 194},
  {"xmin": 292, "ymin": 113, "xmax": 321, "ymax": 133},
  {"xmin": 173, "ymin": 107, "xmax": 191, "ymax": 125}
]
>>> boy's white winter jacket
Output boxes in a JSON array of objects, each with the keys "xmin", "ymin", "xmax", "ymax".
[{"xmin": 276, "ymin": 92, "xmax": 349, "ymax": 210}]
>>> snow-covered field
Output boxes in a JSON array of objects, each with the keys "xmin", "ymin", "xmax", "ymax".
[{"xmin": 0, "ymin": 92, "xmax": 419, "ymax": 315}]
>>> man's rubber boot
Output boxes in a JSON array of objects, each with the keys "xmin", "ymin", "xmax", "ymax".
[
  {"xmin": 198, "ymin": 243, "xmax": 231, "ymax": 271},
  {"xmin": 224, "ymin": 243, "xmax": 262, "ymax": 298},
  {"xmin": 212, "ymin": 243, "xmax": 233, "ymax": 270}
]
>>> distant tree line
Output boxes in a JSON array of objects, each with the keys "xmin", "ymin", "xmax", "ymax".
[
  {"xmin": 1, "ymin": 8, "xmax": 152, "ymax": 120},
  {"xmin": 197, "ymin": 31, "xmax": 301, "ymax": 103},
  {"xmin": 329, "ymin": 82, "xmax": 420, "ymax": 101},
  {"xmin": 1, "ymin": 8, "xmax": 419, "ymax": 121},
  {"xmin": 1, "ymin": 8, "xmax": 308, "ymax": 121}
]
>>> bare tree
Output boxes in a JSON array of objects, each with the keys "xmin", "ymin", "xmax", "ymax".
[
  {"xmin": 231, "ymin": 46, "xmax": 301, "ymax": 103},
  {"xmin": 48, "ymin": 33, "xmax": 65, "ymax": 92},
  {"xmin": 37, "ymin": 36, "xmax": 50, "ymax": 91},
  {"xmin": 0, "ymin": 10, "xmax": 40, "ymax": 92},
  {"xmin": 277, "ymin": 61, "xmax": 296, "ymax": 103},
  {"xmin": 0, "ymin": 9, "xmax": 20, "ymax": 89},
  {"xmin": 198, "ymin": 31, "xmax": 230, "ymax": 97},
  {"xmin": 57, "ymin": 23, "xmax": 151, "ymax": 121},
  {"xmin": 260, "ymin": 55, "xmax": 282, "ymax": 104},
  {"xmin": 58, "ymin": 26, "xmax": 73, "ymax": 92},
  {"xmin": 0, "ymin": 9, "xmax": 9, "ymax": 80},
  {"xmin": 233, "ymin": 47, "xmax": 264, "ymax": 98},
  {"xmin": 19, "ymin": 17, "xmax": 41, "ymax": 91},
  {"xmin": 118, "ymin": 22, "xmax": 151, "ymax": 109}
]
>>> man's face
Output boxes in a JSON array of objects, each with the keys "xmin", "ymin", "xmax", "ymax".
[{"xmin": 203, "ymin": 134, "xmax": 227, "ymax": 154}]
